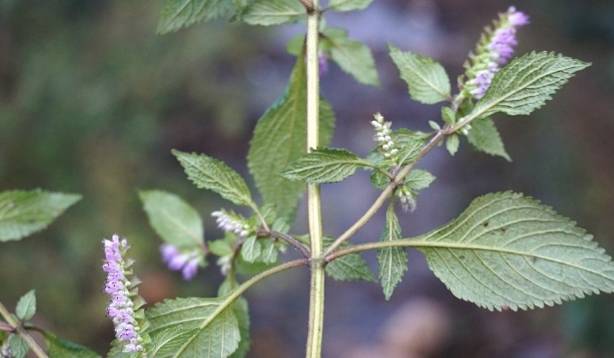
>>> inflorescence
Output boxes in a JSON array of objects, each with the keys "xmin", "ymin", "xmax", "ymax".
[
  {"xmin": 160, "ymin": 244, "xmax": 202, "ymax": 280},
  {"xmin": 371, "ymin": 113, "xmax": 399, "ymax": 161},
  {"xmin": 464, "ymin": 6, "xmax": 529, "ymax": 99},
  {"xmin": 102, "ymin": 235, "xmax": 144, "ymax": 353}
]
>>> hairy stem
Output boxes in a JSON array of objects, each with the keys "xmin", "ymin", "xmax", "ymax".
[
  {"xmin": 304, "ymin": 1, "xmax": 326, "ymax": 357},
  {"xmin": 0, "ymin": 301, "xmax": 48, "ymax": 358},
  {"xmin": 323, "ymin": 130, "xmax": 447, "ymax": 256}
]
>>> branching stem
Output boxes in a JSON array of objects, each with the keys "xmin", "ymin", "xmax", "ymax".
[
  {"xmin": 0, "ymin": 301, "xmax": 48, "ymax": 358},
  {"xmin": 323, "ymin": 130, "xmax": 448, "ymax": 256}
]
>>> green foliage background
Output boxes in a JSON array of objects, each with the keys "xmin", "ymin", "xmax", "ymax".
[{"xmin": 1, "ymin": 0, "xmax": 614, "ymax": 356}]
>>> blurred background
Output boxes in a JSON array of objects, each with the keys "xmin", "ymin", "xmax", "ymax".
[{"xmin": 1, "ymin": 0, "xmax": 614, "ymax": 357}]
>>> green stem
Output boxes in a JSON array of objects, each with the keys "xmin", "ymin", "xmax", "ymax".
[
  {"xmin": 323, "ymin": 130, "xmax": 447, "ymax": 256},
  {"xmin": 304, "ymin": 1, "xmax": 326, "ymax": 357},
  {"xmin": 0, "ymin": 301, "xmax": 48, "ymax": 358}
]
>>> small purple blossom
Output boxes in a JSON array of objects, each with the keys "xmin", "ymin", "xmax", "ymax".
[
  {"xmin": 102, "ymin": 234, "xmax": 143, "ymax": 353},
  {"xmin": 160, "ymin": 243, "xmax": 201, "ymax": 280},
  {"xmin": 318, "ymin": 52, "xmax": 329, "ymax": 76},
  {"xmin": 468, "ymin": 7, "xmax": 529, "ymax": 99}
]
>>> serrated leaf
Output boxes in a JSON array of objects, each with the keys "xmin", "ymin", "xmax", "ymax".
[
  {"xmin": 15, "ymin": 290, "xmax": 36, "ymax": 321},
  {"xmin": 471, "ymin": 52, "xmax": 590, "ymax": 119},
  {"xmin": 405, "ymin": 169, "xmax": 435, "ymax": 192},
  {"xmin": 325, "ymin": 238, "xmax": 374, "ymax": 282},
  {"xmin": 209, "ymin": 239, "xmax": 233, "ymax": 256},
  {"xmin": 173, "ymin": 150, "xmax": 254, "ymax": 207},
  {"xmin": 228, "ymin": 298, "xmax": 250, "ymax": 358},
  {"xmin": 392, "ymin": 129, "xmax": 427, "ymax": 165},
  {"xmin": 389, "ymin": 46, "xmax": 451, "ymax": 104},
  {"xmin": 240, "ymin": 236, "xmax": 261, "ymax": 262},
  {"xmin": 157, "ymin": 0, "xmax": 236, "ymax": 34},
  {"xmin": 242, "ymin": 0, "xmax": 304, "ymax": 26},
  {"xmin": 44, "ymin": 331, "xmax": 100, "ymax": 358},
  {"xmin": 446, "ymin": 134, "xmax": 460, "ymax": 156},
  {"xmin": 321, "ymin": 28, "xmax": 379, "ymax": 86},
  {"xmin": 328, "ymin": 0, "xmax": 373, "ymax": 12},
  {"xmin": 146, "ymin": 297, "xmax": 240, "ymax": 358},
  {"xmin": 282, "ymin": 148, "xmax": 372, "ymax": 183},
  {"xmin": 248, "ymin": 55, "xmax": 335, "ymax": 218},
  {"xmin": 7, "ymin": 334, "xmax": 28, "ymax": 358},
  {"xmin": 413, "ymin": 191, "xmax": 614, "ymax": 311},
  {"xmin": 466, "ymin": 118, "xmax": 511, "ymax": 161},
  {"xmin": 139, "ymin": 190, "xmax": 204, "ymax": 248},
  {"xmin": 377, "ymin": 207, "xmax": 408, "ymax": 300},
  {"xmin": 0, "ymin": 190, "xmax": 81, "ymax": 242}
]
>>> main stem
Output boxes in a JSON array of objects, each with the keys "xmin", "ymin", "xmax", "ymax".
[
  {"xmin": 0, "ymin": 301, "xmax": 48, "ymax": 358},
  {"xmin": 305, "ymin": 2, "xmax": 325, "ymax": 357}
]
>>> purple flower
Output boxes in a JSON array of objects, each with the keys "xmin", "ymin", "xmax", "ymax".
[
  {"xmin": 318, "ymin": 52, "xmax": 329, "ymax": 76},
  {"xmin": 102, "ymin": 234, "xmax": 143, "ymax": 353},
  {"xmin": 160, "ymin": 243, "xmax": 201, "ymax": 280},
  {"xmin": 467, "ymin": 7, "xmax": 529, "ymax": 99}
]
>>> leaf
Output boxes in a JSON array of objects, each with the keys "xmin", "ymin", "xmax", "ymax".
[
  {"xmin": 157, "ymin": 0, "xmax": 236, "ymax": 34},
  {"xmin": 139, "ymin": 190, "xmax": 204, "ymax": 249},
  {"xmin": 471, "ymin": 52, "xmax": 590, "ymax": 119},
  {"xmin": 392, "ymin": 129, "xmax": 427, "ymax": 165},
  {"xmin": 414, "ymin": 191, "xmax": 614, "ymax": 311},
  {"xmin": 377, "ymin": 207, "xmax": 408, "ymax": 300},
  {"xmin": 389, "ymin": 45, "xmax": 451, "ymax": 104},
  {"xmin": 282, "ymin": 148, "xmax": 372, "ymax": 183},
  {"xmin": 405, "ymin": 169, "xmax": 436, "ymax": 192},
  {"xmin": 7, "ymin": 334, "xmax": 28, "ymax": 358},
  {"xmin": 240, "ymin": 236, "xmax": 262, "ymax": 263},
  {"xmin": 173, "ymin": 150, "xmax": 254, "ymax": 207},
  {"xmin": 466, "ymin": 118, "xmax": 511, "ymax": 161},
  {"xmin": 15, "ymin": 290, "xmax": 36, "ymax": 321},
  {"xmin": 321, "ymin": 28, "xmax": 379, "ymax": 86},
  {"xmin": 445, "ymin": 134, "xmax": 460, "ymax": 156},
  {"xmin": 328, "ymin": 0, "xmax": 373, "ymax": 12},
  {"xmin": 228, "ymin": 298, "xmax": 250, "ymax": 358},
  {"xmin": 325, "ymin": 239, "xmax": 374, "ymax": 282},
  {"xmin": 0, "ymin": 190, "xmax": 81, "ymax": 242},
  {"xmin": 146, "ymin": 297, "xmax": 240, "ymax": 358},
  {"xmin": 247, "ymin": 55, "xmax": 335, "ymax": 218},
  {"xmin": 242, "ymin": 0, "xmax": 304, "ymax": 26},
  {"xmin": 44, "ymin": 331, "xmax": 100, "ymax": 358}
]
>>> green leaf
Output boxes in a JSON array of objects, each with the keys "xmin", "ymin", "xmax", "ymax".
[
  {"xmin": 471, "ymin": 52, "xmax": 590, "ymax": 119},
  {"xmin": 44, "ymin": 331, "xmax": 100, "ymax": 358},
  {"xmin": 173, "ymin": 150, "xmax": 254, "ymax": 207},
  {"xmin": 445, "ymin": 134, "xmax": 460, "ymax": 156},
  {"xmin": 414, "ymin": 191, "xmax": 614, "ymax": 311},
  {"xmin": 15, "ymin": 290, "xmax": 36, "ymax": 321},
  {"xmin": 248, "ymin": 55, "xmax": 335, "ymax": 218},
  {"xmin": 389, "ymin": 45, "xmax": 451, "ymax": 104},
  {"xmin": 466, "ymin": 118, "xmax": 511, "ymax": 161},
  {"xmin": 0, "ymin": 190, "xmax": 81, "ymax": 242},
  {"xmin": 242, "ymin": 0, "xmax": 304, "ymax": 26},
  {"xmin": 325, "ymin": 239, "xmax": 374, "ymax": 282},
  {"xmin": 377, "ymin": 207, "xmax": 408, "ymax": 300},
  {"xmin": 228, "ymin": 298, "xmax": 250, "ymax": 358},
  {"xmin": 139, "ymin": 190, "xmax": 204, "ymax": 248},
  {"xmin": 240, "ymin": 236, "xmax": 262, "ymax": 262},
  {"xmin": 328, "ymin": 0, "xmax": 373, "ymax": 12},
  {"xmin": 7, "ymin": 334, "xmax": 28, "ymax": 358},
  {"xmin": 405, "ymin": 169, "xmax": 435, "ymax": 193},
  {"xmin": 157, "ymin": 0, "xmax": 236, "ymax": 34},
  {"xmin": 282, "ymin": 148, "xmax": 372, "ymax": 183},
  {"xmin": 393, "ymin": 129, "xmax": 428, "ymax": 165},
  {"xmin": 208, "ymin": 239, "xmax": 233, "ymax": 256},
  {"xmin": 146, "ymin": 297, "xmax": 240, "ymax": 358},
  {"xmin": 321, "ymin": 28, "xmax": 379, "ymax": 86}
]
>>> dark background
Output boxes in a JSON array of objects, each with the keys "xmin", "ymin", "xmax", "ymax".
[{"xmin": 1, "ymin": 0, "xmax": 614, "ymax": 357}]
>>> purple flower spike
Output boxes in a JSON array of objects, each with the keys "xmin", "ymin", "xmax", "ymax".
[
  {"xmin": 466, "ymin": 7, "xmax": 529, "ymax": 99},
  {"xmin": 159, "ymin": 243, "xmax": 201, "ymax": 280},
  {"xmin": 102, "ymin": 234, "xmax": 143, "ymax": 353}
]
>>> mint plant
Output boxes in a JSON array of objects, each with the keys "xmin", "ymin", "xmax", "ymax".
[{"xmin": 1, "ymin": 2, "xmax": 614, "ymax": 358}]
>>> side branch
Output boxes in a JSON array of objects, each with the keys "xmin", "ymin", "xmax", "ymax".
[
  {"xmin": 260, "ymin": 229, "xmax": 311, "ymax": 258},
  {"xmin": 0, "ymin": 301, "xmax": 48, "ymax": 358},
  {"xmin": 323, "ymin": 130, "xmax": 448, "ymax": 256}
]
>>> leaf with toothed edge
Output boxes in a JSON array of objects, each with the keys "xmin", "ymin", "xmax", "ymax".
[
  {"xmin": 413, "ymin": 191, "xmax": 614, "ymax": 311},
  {"xmin": 377, "ymin": 207, "xmax": 408, "ymax": 300},
  {"xmin": 471, "ymin": 52, "xmax": 590, "ymax": 120},
  {"xmin": 282, "ymin": 148, "xmax": 374, "ymax": 184},
  {"xmin": 145, "ymin": 297, "xmax": 240, "ymax": 358}
]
